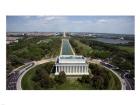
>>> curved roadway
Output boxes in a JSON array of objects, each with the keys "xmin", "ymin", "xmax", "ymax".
[{"xmin": 7, "ymin": 58, "xmax": 130, "ymax": 90}]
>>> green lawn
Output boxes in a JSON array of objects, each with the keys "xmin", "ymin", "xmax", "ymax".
[
  {"xmin": 117, "ymin": 46, "xmax": 134, "ymax": 53},
  {"xmin": 21, "ymin": 67, "xmax": 36, "ymax": 90},
  {"xmin": 106, "ymin": 70, "xmax": 121, "ymax": 90},
  {"xmin": 70, "ymin": 39, "xmax": 93, "ymax": 56},
  {"xmin": 51, "ymin": 78, "xmax": 92, "ymax": 90}
]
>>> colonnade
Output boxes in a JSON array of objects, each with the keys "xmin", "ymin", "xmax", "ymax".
[{"xmin": 55, "ymin": 65, "xmax": 88, "ymax": 75}]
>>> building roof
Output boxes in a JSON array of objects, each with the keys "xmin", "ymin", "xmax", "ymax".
[
  {"xmin": 56, "ymin": 63, "xmax": 88, "ymax": 66},
  {"xmin": 57, "ymin": 55, "xmax": 86, "ymax": 63}
]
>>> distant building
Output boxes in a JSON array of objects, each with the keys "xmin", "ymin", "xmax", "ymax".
[
  {"xmin": 120, "ymin": 37, "xmax": 124, "ymax": 40},
  {"xmin": 6, "ymin": 37, "xmax": 19, "ymax": 44}
]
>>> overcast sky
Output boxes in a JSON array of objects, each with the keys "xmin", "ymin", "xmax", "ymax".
[{"xmin": 6, "ymin": 16, "xmax": 134, "ymax": 34}]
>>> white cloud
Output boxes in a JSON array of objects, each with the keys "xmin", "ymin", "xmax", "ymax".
[
  {"xmin": 44, "ymin": 16, "xmax": 56, "ymax": 21},
  {"xmin": 97, "ymin": 19, "xmax": 108, "ymax": 23}
]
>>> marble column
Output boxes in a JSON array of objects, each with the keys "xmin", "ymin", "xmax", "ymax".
[
  {"xmin": 83, "ymin": 66, "xmax": 85, "ymax": 73},
  {"xmin": 86, "ymin": 66, "xmax": 88, "ymax": 73},
  {"xmin": 74, "ymin": 66, "xmax": 76, "ymax": 73},
  {"xmin": 58, "ymin": 66, "xmax": 59, "ymax": 73},
  {"xmin": 81, "ymin": 66, "xmax": 84, "ymax": 73},
  {"xmin": 57, "ymin": 66, "xmax": 59, "ymax": 73},
  {"xmin": 68, "ymin": 66, "xmax": 69, "ymax": 73},
  {"xmin": 67, "ymin": 66, "xmax": 68, "ymax": 73},
  {"xmin": 66, "ymin": 66, "xmax": 67, "ymax": 73},
  {"xmin": 71, "ymin": 66, "xmax": 73, "ymax": 73},
  {"xmin": 60, "ymin": 66, "xmax": 61, "ymax": 72},
  {"xmin": 70, "ymin": 66, "xmax": 71, "ymax": 73},
  {"xmin": 55, "ymin": 66, "xmax": 57, "ymax": 73},
  {"xmin": 77, "ymin": 66, "xmax": 79, "ymax": 73},
  {"xmin": 76, "ymin": 66, "xmax": 80, "ymax": 73},
  {"xmin": 61, "ymin": 66, "xmax": 63, "ymax": 71}
]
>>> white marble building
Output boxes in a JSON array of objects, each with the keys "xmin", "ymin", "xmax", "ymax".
[{"xmin": 55, "ymin": 55, "xmax": 89, "ymax": 75}]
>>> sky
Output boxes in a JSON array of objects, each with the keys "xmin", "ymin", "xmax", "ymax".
[{"xmin": 6, "ymin": 16, "xmax": 134, "ymax": 34}]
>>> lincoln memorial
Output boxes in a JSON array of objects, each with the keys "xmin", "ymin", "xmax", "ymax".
[{"xmin": 55, "ymin": 55, "xmax": 89, "ymax": 75}]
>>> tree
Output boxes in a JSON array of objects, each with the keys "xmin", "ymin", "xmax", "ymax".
[
  {"xmin": 78, "ymin": 75, "xmax": 90, "ymax": 83},
  {"xmin": 90, "ymin": 76, "xmax": 104, "ymax": 89},
  {"xmin": 40, "ymin": 72, "xmax": 54, "ymax": 89},
  {"xmin": 89, "ymin": 63, "xmax": 101, "ymax": 75},
  {"xmin": 54, "ymin": 71, "xmax": 66, "ymax": 84}
]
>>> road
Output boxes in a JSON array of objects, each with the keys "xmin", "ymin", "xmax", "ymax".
[
  {"xmin": 6, "ymin": 72, "xmax": 18, "ymax": 90},
  {"xmin": 123, "ymin": 73, "xmax": 134, "ymax": 90},
  {"xmin": 7, "ymin": 62, "xmax": 35, "ymax": 90}
]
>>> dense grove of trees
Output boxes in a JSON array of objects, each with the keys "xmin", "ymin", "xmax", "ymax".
[
  {"xmin": 7, "ymin": 36, "xmax": 61, "ymax": 74},
  {"xmin": 22, "ymin": 61, "xmax": 68, "ymax": 89},
  {"xmin": 31, "ymin": 62, "xmax": 55, "ymax": 89},
  {"xmin": 54, "ymin": 71, "xmax": 66, "ymax": 84},
  {"xmin": 30, "ymin": 63, "xmax": 66, "ymax": 89},
  {"xmin": 78, "ymin": 63, "xmax": 121, "ymax": 89}
]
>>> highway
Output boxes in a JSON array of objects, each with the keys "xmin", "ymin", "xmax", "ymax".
[
  {"xmin": 123, "ymin": 73, "xmax": 134, "ymax": 90},
  {"xmin": 7, "ymin": 62, "xmax": 35, "ymax": 90}
]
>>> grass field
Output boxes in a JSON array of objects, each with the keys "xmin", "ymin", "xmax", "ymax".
[
  {"xmin": 70, "ymin": 39, "xmax": 93, "ymax": 56},
  {"xmin": 117, "ymin": 46, "xmax": 134, "ymax": 53},
  {"xmin": 51, "ymin": 78, "xmax": 92, "ymax": 90},
  {"xmin": 21, "ymin": 67, "xmax": 36, "ymax": 90},
  {"xmin": 106, "ymin": 70, "xmax": 121, "ymax": 90}
]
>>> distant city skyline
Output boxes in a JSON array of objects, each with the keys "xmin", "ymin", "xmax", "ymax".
[{"xmin": 6, "ymin": 16, "xmax": 134, "ymax": 34}]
